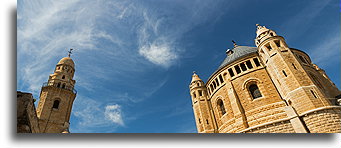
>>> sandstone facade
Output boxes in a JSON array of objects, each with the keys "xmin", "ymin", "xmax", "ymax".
[{"xmin": 189, "ymin": 25, "xmax": 341, "ymax": 133}]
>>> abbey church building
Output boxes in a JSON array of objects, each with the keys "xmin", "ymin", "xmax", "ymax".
[{"xmin": 189, "ymin": 25, "xmax": 341, "ymax": 133}]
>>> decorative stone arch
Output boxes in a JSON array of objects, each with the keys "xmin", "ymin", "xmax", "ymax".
[
  {"xmin": 212, "ymin": 95, "xmax": 226, "ymax": 118},
  {"xmin": 242, "ymin": 78, "xmax": 263, "ymax": 100}
]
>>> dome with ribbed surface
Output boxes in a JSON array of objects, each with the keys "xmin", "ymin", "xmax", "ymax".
[{"xmin": 58, "ymin": 57, "xmax": 75, "ymax": 68}]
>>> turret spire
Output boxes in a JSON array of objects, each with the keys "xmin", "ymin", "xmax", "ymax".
[{"xmin": 191, "ymin": 71, "xmax": 202, "ymax": 83}]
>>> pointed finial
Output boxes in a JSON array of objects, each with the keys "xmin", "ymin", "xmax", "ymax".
[
  {"xmin": 193, "ymin": 71, "xmax": 197, "ymax": 75},
  {"xmin": 256, "ymin": 24, "xmax": 259, "ymax": 27},
  {"xmin": 68, "ymin": 48, "xmax": 73, "ymax": 57},
  {"xmin": 232, "ymin": 40, "xmax": 238, "ymax": 48}
]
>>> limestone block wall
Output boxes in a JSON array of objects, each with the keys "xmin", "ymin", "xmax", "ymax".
[
  {"xmin": 244, "ymin": 120, "xmax": 295, "ymax": 133},
  {"xmin": 301, "ymin": 107, "xmax": 341, "ymax": 133}
]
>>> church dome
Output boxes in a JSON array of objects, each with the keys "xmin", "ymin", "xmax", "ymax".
[
  {"xmin": 218, "ymin": 46, "xmax": 258, "ymax": 70},
  {"xmin": 208, "ymin": 46, "xmax": 258, "ymax": 80},
  {"xmin": 58, "ymin": 57, "xmax": 75, "ymax": 68}
]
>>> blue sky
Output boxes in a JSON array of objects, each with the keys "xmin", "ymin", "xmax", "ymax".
[{"xmin": 17, "ymin": 0, "xmax": 340, "ymax": 133}]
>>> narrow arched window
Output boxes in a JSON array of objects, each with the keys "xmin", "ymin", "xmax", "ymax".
[
  {"xmin": 62, "ymin": 75, "xmax": 65, "ymax": 79},
  {"xmin": 52, "ymin": 100, "xmax": 60, "ymax": 109},
  {"xmin": 62, "ymin": 83, "xmax": 66, "ymax": 89},
  {"xmin": 57, "ymin": 82, "xmax": 61, "ymax": 88},
  {"xmin": 217, "ymin": 99, "xmax": 226, "ymax": 116},
  {"xmin": 249, "ymin": 84, "xmax": 262, "ymax": 99}
]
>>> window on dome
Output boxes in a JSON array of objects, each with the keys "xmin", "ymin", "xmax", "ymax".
[
  {"xmin": 215, "ymin": 78, "xmax": 220, "ymax": 86},
  {"xmin": 219, "ymin": 75, "xmax": 224, "ymax": 83},
  {"xmin": 213, "ymin": 81, "xmax": 217, "ymax": 89},
  {"xmin": 234, "ymin": 65, "xmax": 241, "ymax": 74},
  {"xmin": 249, "ymin": 84, "xmax": 262, "ymax": 99},
  {"xmin": 246, "ymin": 60, "xmax": 253, "ymax": 69},
  {"xmin": 240, "ymin": 63, "xmax": 247, "ymax": 71},
  {"xmin": 210, "ymin": 84, "xmax": 214, "ymax": 92},
  {"xmin": 253, "ymin": 58, "xmax": 261, "ymax": 67},
  {"xmin": 228, "ymin": 68, "xmax": 235, "ymax": 77}
]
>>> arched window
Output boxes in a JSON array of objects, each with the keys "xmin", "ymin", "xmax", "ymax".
[
  {"xmin": 57, "ymin": 82, "xmax": 61, "ymax": 88},
  {"xmin": 217, "ymin": 99, "xmax": 226, "ymax": 116},
  {"xmin": 62, "ymin": 83, "xmax": 66, "ymax": 89},
  {"xmin": 62, "ymin": 75, "xmax": 65, "ymax": 79},
  {"xmin": 249, "ymin": 84, "xmax": 262, "ymax": 99},
  {"xmin": 52, "ymin": 100, "xmax": 60, "ymax": 109}
]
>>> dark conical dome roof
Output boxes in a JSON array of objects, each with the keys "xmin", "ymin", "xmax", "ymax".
[
  {"xmin": 208, "ymin": 46, "xmax": 258, "ymax": 81},
  {"xmin": 218, "ymin": 46, "xmax": 258, "ymax": 69}
]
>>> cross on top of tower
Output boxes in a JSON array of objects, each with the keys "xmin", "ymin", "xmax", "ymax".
[
  {"xmin": 232, "ymin": 40, "xmax": 238, "ymax": 48},
  {"xmin": 68, "ymin": 48, "xmax": 73, "ymax": 57}
]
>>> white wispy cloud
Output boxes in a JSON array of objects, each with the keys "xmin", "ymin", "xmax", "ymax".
[
  {"xmin": 18, "ymin": 0, "xmax": 232, "ymax": 132},
  {"xmin": 104, "ymin": 104, "xmax": 124, "ymax": 126},
  {"xmin": 139, "ymin": 42, "xmax": 178, "ymax": 67},
  {"xmin": 71, "ymin": 96, "xmax": 125, "ymax": 133}
]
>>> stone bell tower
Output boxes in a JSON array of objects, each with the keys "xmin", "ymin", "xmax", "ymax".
[
  {"xmin": 254, "ymin": 25, "xmax": 341, "ymax": 133},
  {"xmin": 189, "ymin": 72, "xmax": 218, "ymax": 133},
  {"xmin": 36, "ymin": 49, "xmax": 77, "ymax": 133}
]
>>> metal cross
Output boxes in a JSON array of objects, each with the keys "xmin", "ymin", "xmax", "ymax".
[
  {"xmin": 68, "ymin": 48, "xmax": 73, "ymax": 57},
  {"xmin": 232, "ymin": 40, "xmax": 237, "ymax": 47}
]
